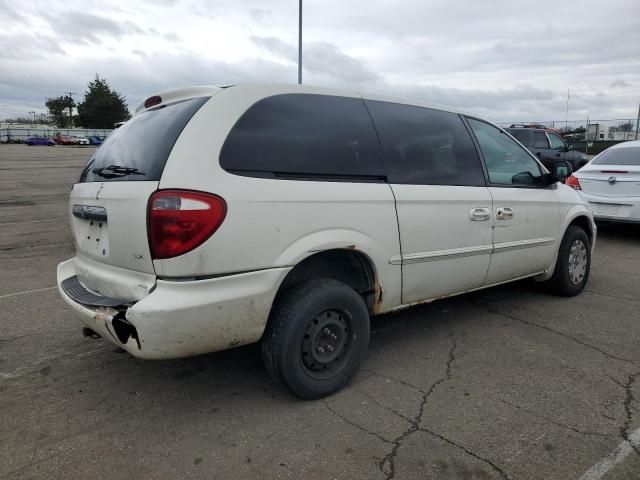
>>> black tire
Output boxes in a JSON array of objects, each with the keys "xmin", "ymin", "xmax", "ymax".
[
  {"xmin": 261, "ymin": 278, "xmax": 370, "ymax": 399},
  {"xmin": 545, "ymin": 225, "xmax": 591, "ymax": 296}
]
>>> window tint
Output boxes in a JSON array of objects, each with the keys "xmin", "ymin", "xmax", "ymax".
[
  {"xmin": 220, "ymin": 94, "xmax": 385, "ymax": 180},
  {"xmin": 79, "ymin": 97, "xmax": 209, "ymax": 183},
  {"xmin": 533, "ymin": 131, "xmax": 549, "ymax": 149},
  {"xmin": 592, "ymin": 147, "xmax": 640, "ymax": 165},
  {"xmin": 467, "ymin": 118, "xmax": 544, "ymax": 186},
  {"xmin": 509, "ymin": 129, "xmax": 532, "ymax": 147},
  {"xmin": 365, "ymin": 101, "xmax": 485, "ymax": 186},
  {"xmin": 548, "ymin": 133, "xmax": 566, "ymax": 150}
]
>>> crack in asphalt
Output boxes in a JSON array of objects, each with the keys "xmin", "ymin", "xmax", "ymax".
[
  {"xmin": 471, "ymin": 300, "xmax": 636, "ymax": 365},
  {"xmin": 323, "ymin": 400, "xmax": 394, "ymax": 445},
  {"xmin": 419, "ymin": 427, "xmax": 511, "ymax": 480},
  {"xmin": 378, "ymin": 331, "xmax": 459, "ymax": 479},
  {"xmin": 585, "ymin": 290, "xmax": 640, "ymax": 302},
  {"xmin": 497, "ymin": 398, "xmax": 611, "ymax": 437},
  {"xmin": 621, "ymin": 372, "xmax": 640, "ymax": 457},
  {"xmin": 359, "ymin": 368, "xmax": 427, "ymax": 395},
  {"xmin": 356, "ymin": 390, "xmax": 415, "ymax": 425},
  {"xmin": 0, "ymin": 330, "xmax": 77, "ymax": 344}
]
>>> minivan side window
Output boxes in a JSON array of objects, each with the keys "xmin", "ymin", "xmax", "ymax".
[
  {"xmin": 220, "ymin": 94, "xmax": 385, "ymax": 181},
  {"xmin": 467, "ymin": 118, "xmax": 544, "ymax": 186},
  {"xmin": 365, "ymin": 100, "xmax": 485, "ymax": 186}
]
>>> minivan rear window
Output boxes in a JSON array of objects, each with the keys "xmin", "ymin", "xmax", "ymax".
[
  {"xmin": 366, "ymin": 100, "xmax": 485, "ymax": 186},
  {"xmin": 79, "ymin": 97, "xmax": 209, "ymax": 183},
  {"xmin": 220, "ymin": 94, "xmax": 385, "ymax": 181}
]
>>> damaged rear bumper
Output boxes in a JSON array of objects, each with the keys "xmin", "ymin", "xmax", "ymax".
[{"xmin": 57, "ymin": 258, "xmax": 291, "ymax": 359}]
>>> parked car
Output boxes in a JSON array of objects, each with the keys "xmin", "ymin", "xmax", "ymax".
[
  {"xmin": 55, "ymin": 135, "xmax": 76, "ymax": 145},
  {"xmin": 506, "ymin": 126, "xmax": 589, "ymax": 172},
  {"xmin": 568, "ymin": 140, "xmax": 640, "ymax": 223},
  {"xmin": 88, "ymin": 136, "xmax": 103, "ymax": 145},
  {"xmin": 57, "ymin": 84, "xmax": 595, "ymax": 399},
  {"xmin": 26, "ymin": 136, "xmax": 55, "ymax": 146},
  {"xmin": 76, "ymin": 137, "xmax": 90, "ymax": 145}
]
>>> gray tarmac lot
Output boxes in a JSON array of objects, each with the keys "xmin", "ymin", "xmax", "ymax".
[{"xmin": 1, "ymin": 143, "xmax": 639, "ymax": 480}]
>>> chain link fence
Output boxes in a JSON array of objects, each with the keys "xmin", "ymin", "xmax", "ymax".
[{"xmin": 1, "ymin": 127, "xmax": 113, "ymax": 143}]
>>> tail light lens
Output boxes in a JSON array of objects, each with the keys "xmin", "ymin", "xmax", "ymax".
[
  {"xmin": 148, "ymin": 190, "xmax": 226, "ymax": 259},
  {"xmin": 566, "ymin": 175, "xmax": 581, "ymax": 190}
]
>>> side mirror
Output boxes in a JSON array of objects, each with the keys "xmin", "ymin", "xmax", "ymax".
[{"xmin": 550, "ymin": 160, "xmax": 572, "ymax": 183}]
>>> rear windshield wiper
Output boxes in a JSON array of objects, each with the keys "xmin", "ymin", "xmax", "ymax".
[{"xmin": 92, "ymin": 165, "xmax": 146, "ymax": 178}]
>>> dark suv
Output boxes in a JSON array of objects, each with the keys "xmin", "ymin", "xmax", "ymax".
[{"xmin": 506, "ymin": 125, "xmax": 589, "ymax": 172}]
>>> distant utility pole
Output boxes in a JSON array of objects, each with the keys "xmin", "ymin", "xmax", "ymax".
[
  {"xmin": 635, "ymin": 102, "xmax": 640, "ymax": 140},
  {"xmin": 298, "ymin": 0, "xmax": 302, "ymax": 85},
  {"xmin": 64, "ymin": 91, "xmax": 76, "ymax": 128},
  {"xmin": 29, "ymin": 111, "xmax": 35, "ymax": 126},
  {"xmin": 565, "ymin": 89, "xmax": 570, "ymax": 132}
]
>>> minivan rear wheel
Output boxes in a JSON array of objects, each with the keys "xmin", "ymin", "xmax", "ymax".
[
  {"xmin": 544, "ymin": 226, "xmax": 591, "ymax": 296},
  {"xmin": 261, "ymin": 278, "xmax": 370, "ymax": 399}
]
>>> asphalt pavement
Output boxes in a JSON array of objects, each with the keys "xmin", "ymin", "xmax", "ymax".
[{"xmin": 1, "ymin": 144, "xmax": 638, "ymax": 480}]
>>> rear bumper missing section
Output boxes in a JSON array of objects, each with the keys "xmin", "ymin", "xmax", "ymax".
[{"xmin": 57, "ymin": 258, "xmax": 291, "ymax": 359}]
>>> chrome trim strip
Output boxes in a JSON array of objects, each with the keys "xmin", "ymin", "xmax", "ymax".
[
  {"xmin": 72, "ymin": 204, "xmax": 108, "ymax": 222},
  {"xmin": 492, "ymin": 237, "xmax": 555, "ymax": 253},
  {"xmin": 390, "ymin": 237, "xmax": 555, "ymax": 265},
  {"xmin": 389, "ymin": 244, "xmax": 493, "ymax": 265}
]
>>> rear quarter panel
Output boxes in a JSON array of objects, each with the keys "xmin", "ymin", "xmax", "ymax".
[{"xmin": 156, "ymin": 85, "xmax": 403, "ymax": 311}]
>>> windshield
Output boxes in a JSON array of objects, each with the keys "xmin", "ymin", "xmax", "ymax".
[
  {"xmin": 79, "ymin": 96, "xmax": 209, "ymax": 182},
  {"xmin": 592, "ymin": 146, "xmax": 640, "ymax": 166}
]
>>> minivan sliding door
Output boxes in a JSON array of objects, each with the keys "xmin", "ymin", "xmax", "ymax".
[{"xmin": 365, "ymin": 100, "xmax": 492, "ymax": 304}]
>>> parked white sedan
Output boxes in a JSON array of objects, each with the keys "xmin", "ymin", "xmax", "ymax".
[{"xmin": 568, "ymin": 140, "xmax": 640, "ymax": 223}]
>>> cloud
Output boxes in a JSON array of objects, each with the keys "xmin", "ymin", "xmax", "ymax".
[
  {"xmin": 0, "ymin": 33, "xmax": 66, "ymax": 60},
  {"xmin": 49, "ymin": 12, "xmax": 143, "ymax": 45},
  {"xmin": 611, "ymin": 79, "xmax": 632, "ymax": 88},
  {"xmin": 1, "ymin": 0, "xmax": 639, "ymax": 121},
  {"xmin": 250, "ymin": 35, "xmax": 297, "ymax": 61},
  {"xmin": 250, "ymin": 36, "xmax": 382, "ymax": 85}
]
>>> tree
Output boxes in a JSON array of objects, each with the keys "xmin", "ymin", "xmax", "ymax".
[
  {"xmin": 76, "ymin": 74, "xmax": 130, "ymax": 128},
  {"xmin": 45, "ymin": 95, "xmax": 75, "ymax": 127},
  {"xmin": 617, "ymin": 121, "xmax": 634, "ymax": 132}
]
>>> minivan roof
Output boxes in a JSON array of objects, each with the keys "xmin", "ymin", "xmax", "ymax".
[{"xmin": 133, "ymin": 83, "xmax": 471, "ymax": 118}]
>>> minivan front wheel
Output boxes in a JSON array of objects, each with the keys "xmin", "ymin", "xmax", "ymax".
[
  {"xmin": 261, "ymin": 278, "xmax": 370, "ymax": 399},
  {"xmin": 545, "ymin": 225, "xmax": 591, "ymax": 296}
]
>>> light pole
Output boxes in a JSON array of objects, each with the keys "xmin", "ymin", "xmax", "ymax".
[
  {"xmin": 29, "ymin": 111, "xmax": 36, "ymax": 126},
  {"xmin": 298, "ymin": 0, "xmax": 302, "ymax": 84}
]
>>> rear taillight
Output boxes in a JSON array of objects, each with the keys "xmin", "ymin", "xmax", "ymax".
[
  {"xmin": 148, "ymin": 190, "xmax": 226, "ymax": 259},
  {"xmin": 566, "ymin": 175, "xmax": 581, "ymax": 190}
]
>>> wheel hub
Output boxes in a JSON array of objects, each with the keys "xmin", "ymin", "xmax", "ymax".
[
  {"xmin": 568, "ymin": 239, "xmax": 587, "ymax": 285},
  {"xmin": 301, "ymin": 310, "xmax": 350, "ymax": 372}
]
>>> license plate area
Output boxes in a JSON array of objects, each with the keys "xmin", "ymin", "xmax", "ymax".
[
  {"xmin": 591, "ymin": 202, "xmax": 630, "ymax": 217},
  {"xmin": 75, "ymin": 218, "xmax": 110, "ymax": 258}
]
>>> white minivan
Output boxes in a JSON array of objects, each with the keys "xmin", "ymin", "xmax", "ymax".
[{"xmin": 57, "ymin": 84, "xmax": 595, "ymax": 399}]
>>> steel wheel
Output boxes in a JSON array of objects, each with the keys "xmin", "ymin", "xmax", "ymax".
[
  {"xmin": 568, "ymin": 239, "xmax": 587, "ymax": 285},
  {"xmin": 301, "ymin": 309, "xmax": 352, "ymax": 379}
]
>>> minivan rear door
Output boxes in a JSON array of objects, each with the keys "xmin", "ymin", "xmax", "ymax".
[{"xmin": 68, "ymin": 96, "xmax": 210, "ymax": 300}]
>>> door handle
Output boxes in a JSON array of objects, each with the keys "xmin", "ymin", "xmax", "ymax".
[
  {"xmin": 469, "ymin": 207, "xmax": 490, "ymax": 221},
  {"xmin": 496, "ymin": 207, "xmax": 514, "ymax": 220}
]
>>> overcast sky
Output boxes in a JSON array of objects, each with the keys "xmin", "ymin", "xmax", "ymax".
[{"xmin": 1, "ymin": 0, "xmax": 639, "ymax": 122}]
